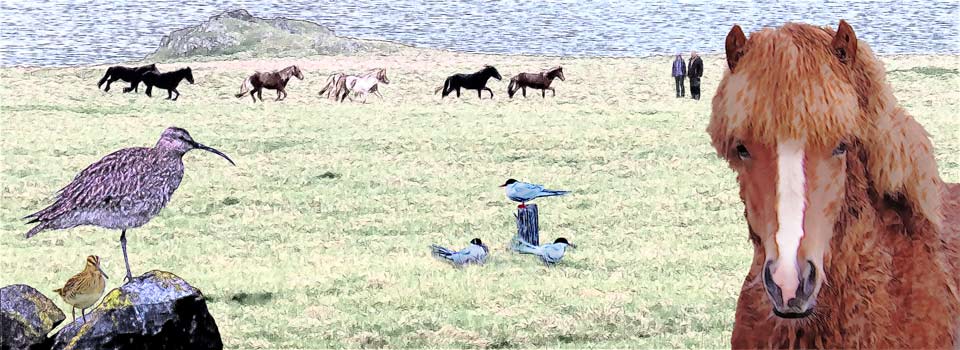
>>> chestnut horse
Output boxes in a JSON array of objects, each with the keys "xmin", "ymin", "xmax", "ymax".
[
  {"xmin": 708, "ymin": 20, "xmax": 959, "ymax": 348},
  {"xmin": 507, "ymin": 66, "xmax": 565, "ymax": 98},
  {"xmin": 235, "ymin": 65, "xmax": 304, "ymax": 102}
]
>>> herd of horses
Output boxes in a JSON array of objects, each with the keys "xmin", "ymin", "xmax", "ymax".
[{"xmin": 97, "ymin": 63, "xmax": 564, "ymax": 103}]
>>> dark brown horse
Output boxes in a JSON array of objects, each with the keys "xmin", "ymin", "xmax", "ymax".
[
  {"xmin": 97, "ymin": 64, "xmax": 159, "ymax": 93},
  {"xmin": 507, "ymin": 66, "xmax": 565, "ymax": 98},
  {"xmin": 235, "ymin": 65, "xmax": 304, "ymax": 102},
  {"xmin": 142, "ymin": 67, "xmax": 194, "ymax": 101},
  {"xmin": 435, "ymin": 65, "xmax": 502, "ymax": 99}
]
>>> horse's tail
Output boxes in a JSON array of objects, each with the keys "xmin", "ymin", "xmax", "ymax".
[
  {"xmin": 335, "ymin": 76, "xmax": 350, "ymax": 102},
  {"xmin": 507, "ymin": 77, "xmax": 518, "ymax": 98},
  {"xmin": 318, "ymin": 74, "xmax": 338, "ymax": 97},
  {"xmin": 97, "ymin": 67, "xmax": 113, "ymax": 88},
  {"xmin": 235, "ymin": 77, "xmax": 251, "ymax": 98}
]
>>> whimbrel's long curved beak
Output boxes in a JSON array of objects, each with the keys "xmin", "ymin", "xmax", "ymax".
[
  {"xmin": 195, "ymin": 143, "xmax": 236, "ymax": 166},
  {"xmin": 97, "ymin": 265, "xmax": 110, "ymax": 279}
]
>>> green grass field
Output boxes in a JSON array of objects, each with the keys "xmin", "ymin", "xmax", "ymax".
[{"xmin": 1, "ymin": 50, "xmax": 957, "ymax": 349}]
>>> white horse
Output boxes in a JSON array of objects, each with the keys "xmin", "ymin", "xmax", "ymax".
[{"xmin": 335, "ymin": 68, "xmax": 390, "ymax": 103}]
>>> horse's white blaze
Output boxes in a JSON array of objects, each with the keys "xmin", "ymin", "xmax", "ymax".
[{"xmin": 773, "ymin": 139, "xmax": 806, "ymax": 304}]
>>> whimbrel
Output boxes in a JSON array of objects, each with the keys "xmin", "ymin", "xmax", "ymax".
[
  {"xmin": 25, "ymin": 127, "xmax": 235, "ymax": 281},
  {"xmin": 54, "ymin": 255, "xmax": 108, "ymax": 322}
]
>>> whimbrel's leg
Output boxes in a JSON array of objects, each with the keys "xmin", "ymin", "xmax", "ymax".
[
  {"xmin": 72, "ymin": 307, "xmax": 75, "ymax": 321},
  {"xmin": 120, "ymin": 229, "xmax": 133, "ymax": 282},
  {"xmin": 81, "ymin": 308, "xmax": 86, "ymax": 322}
]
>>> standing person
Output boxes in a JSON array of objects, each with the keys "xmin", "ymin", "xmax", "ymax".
[
  {"xmin": 672, "ymin": 54, "xmax": 686, "ymax": 98},
  {"xmin": 688, "ymin": 51, "xmax": 704, "ymax": 100}
]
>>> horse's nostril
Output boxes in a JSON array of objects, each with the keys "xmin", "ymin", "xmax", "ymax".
[{"xmin": 763, "ymin": 261, "xmax": 783, "ymax": 306}]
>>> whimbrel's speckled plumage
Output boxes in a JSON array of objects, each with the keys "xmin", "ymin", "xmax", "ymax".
[{"xmin": 25, "ymin": 127, "xmax": 235, "ymax": 280}]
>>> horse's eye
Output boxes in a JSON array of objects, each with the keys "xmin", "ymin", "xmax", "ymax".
[
  {"xmin": 832, "ymin": 142, "xmax": 847, "ymax": 156},
  {"xmin": 736, "ymin": 144, "xmax": 750, "ymax": 160}
]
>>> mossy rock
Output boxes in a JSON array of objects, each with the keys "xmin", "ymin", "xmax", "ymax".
[
  {"xmin": 1, "ymin": 284, "xmax": 65, "ymax": 350},
  {"xmin": 50, "ymin": 270, "xmax": 222, "ymax": 350},
  {"xmin": 148, "ymin": 9, "xmax": 404, "ymax": 61}
]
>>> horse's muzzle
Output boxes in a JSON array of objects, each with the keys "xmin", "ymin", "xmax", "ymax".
[{"xmin": 763, "ymin": 260, "xmax": 817, "ymax": 318}]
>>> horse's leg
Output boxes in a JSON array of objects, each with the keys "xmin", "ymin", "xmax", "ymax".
[
  {"xmin": 456, "ymin": 88, "xmax": 461, "ymax": 98},
  {"xmin": 477, "ymin": 89, "xmax": 482, "ymax": 99},
  {"xmin": 484, "ymin": 87, "xmax": 494, "ymax": 99},
  {"xmin": 374, "ymin": 90, "xmax": 384, "ymax": 100},
  {"xmin": 123, "ymin": 80, "xmax": 137, "ymax": 93},
  {"xmin": 166, "ymin": 89, "xmax": 173, "ymax": 100},
  {"xmin": 104, "ymin": 79, "xmax": 113, "ymax": 92},
  {"xmin": 276, "ymin": 89, "xmax": 282, "ymax": 101},
  {"xmin": 173, "ymin": 89, "xmax": 180, "ymax": 101},
  {"xmin": 257, "ymin": 89, "xmax": 263, "ymax": 102},
  {"xmin": 550, "ymin": 87, "xmax": 556, "ymax": 97},
  {"xmin": 542, "ymin": 89, "xmax": 546, "ymax": 98},
  {"xmin": 250, "ymin": 90, "xmax": 257, "ymax": 103},
  {"xmin": 522, "ymin": 87, "xmax": 527, "ymax": 98}
]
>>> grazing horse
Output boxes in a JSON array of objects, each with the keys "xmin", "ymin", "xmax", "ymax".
[
  {"xmin": 435, "ymin": 65, "xmax": 502, "ymax": 99},
  {"xmin": 96, "ymin": 64, "xmax": 158, "ymax": 93},
  {"xmin": 142, "ymin": 67, "xmax": 194, "ymax": 101},
  {"xmin": 708, "ymin": 20, "xmax": 960, "ymax": 349},
  {"xmin": 507, "ymin": 66, "xmax": 565, "ymax": 98},
  {"xmin": 334, "ymin": 68, "xmax": 390, "ymax": 103},
  {"xmin": 235, "ymin": 65, "xmax": 304, "ymax": 102}
]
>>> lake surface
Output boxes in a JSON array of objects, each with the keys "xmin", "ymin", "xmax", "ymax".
[{"xmin": 1, "ymin": 0, "xmax": 957, "ymax": 67}]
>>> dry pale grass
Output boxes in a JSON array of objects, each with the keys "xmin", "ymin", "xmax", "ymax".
[{"xmin": 0, "ymin": 50, "xmax": 957, "ymax": 349}]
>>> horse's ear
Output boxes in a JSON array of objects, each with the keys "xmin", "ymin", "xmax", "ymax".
[
  {"xmin": 831, "ymin": 20, "xmax": 858, "ymax": 64},
  {"xmin": 725, "ymin": 24, "xmax": 747, "ymax": 72}
]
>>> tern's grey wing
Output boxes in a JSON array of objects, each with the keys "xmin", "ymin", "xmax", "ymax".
[
  {"xmin": 465, "ymin": 244, "xmax": 488, "ymax": 264},
  {"xmin": 541, "ymin": 244, "xmax": 566, "ymax": 264},
  {"xmin": 510, "ymin": 182, "xmax": 545, "ymax": 200}
]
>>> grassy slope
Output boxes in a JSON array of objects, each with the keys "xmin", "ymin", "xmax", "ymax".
[{"xmin": 0, "ymin": 51, "xmax": 957, "ymax": 349}]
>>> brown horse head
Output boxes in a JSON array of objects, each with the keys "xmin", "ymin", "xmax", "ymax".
[
  {"xmin": 708, "ymin": 20, "xmax": 944, "ymax": 319},
  {"xmin": 292, "ymin": 65, "xmax": 304, "ymax": 80},
  {"xmin": 547, "ymin": 66, "xmax": 565, "ymax": 81},
  {"xmin": 377, "ymin": 68, "xmax": 390, "ymax": 84}
]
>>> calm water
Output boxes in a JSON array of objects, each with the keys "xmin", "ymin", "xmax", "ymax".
[{"xmin": 1, "ymin": 0, "xmax": 957, "ymax": 67}]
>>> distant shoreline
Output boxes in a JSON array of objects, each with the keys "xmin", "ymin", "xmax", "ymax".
[{"xmin": 2, "ymin": 51, "xmax": 957, "ymax": 70}]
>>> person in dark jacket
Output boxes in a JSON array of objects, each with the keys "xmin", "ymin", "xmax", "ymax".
[
  {"xmin": 672, "ymin": 54, "xmax": 686, "ymax": 98},
  {"xmin": 687, "ymin": 51, "xmax": 704, "ymax": 100}
]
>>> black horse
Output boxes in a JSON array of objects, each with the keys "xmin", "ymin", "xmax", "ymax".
[
  {"xmin": 435, "ymin": 65, "xmax": 502, "ymax": 99},
  {"xmin": 142, "ymin": 67, "xmax": 194, "ymax": 101},
  {"xmin": 97, "ymin": 64, "xmax": 159, "ymax": 93}
]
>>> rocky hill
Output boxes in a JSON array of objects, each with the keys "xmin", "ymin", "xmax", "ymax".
[{"xmin": 148, "ymin": 9, "xmax": 405, "ymax": 61}]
